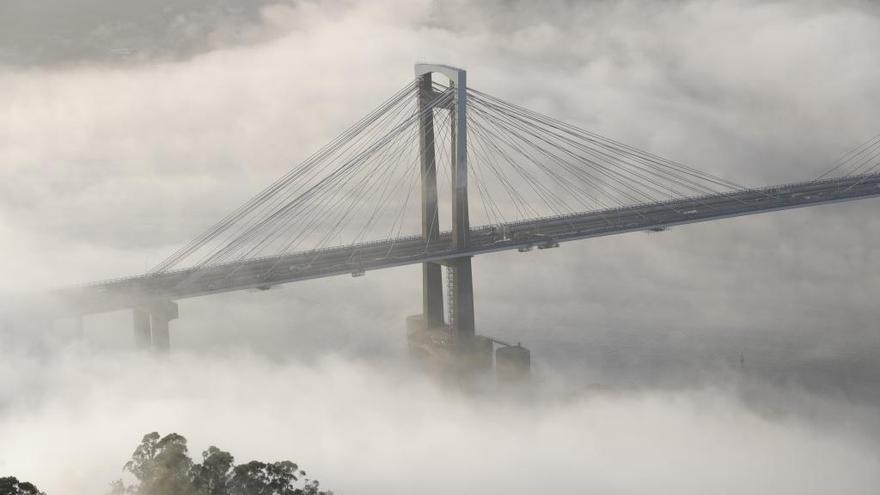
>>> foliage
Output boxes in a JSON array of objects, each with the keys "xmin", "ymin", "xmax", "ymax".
[
  {"xmin": 111, "ymin": 432, "xmax": 330, "ymax": 495},
  {"xmin": 0, "ymin": 477, "xmax": 45, "ymax": 495},
  {"xmin": 229, "ymin": 461, "xmax": 322, "ymax": 495},
  {"xmin": 122, "ymin": 432, "xmax": 194, "ymax": 495},
  {"xmin": 191, "ymin": 446, "xmax": 235, "ymax": 495}
]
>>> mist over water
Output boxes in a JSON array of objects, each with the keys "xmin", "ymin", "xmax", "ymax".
[
  {"xmin": 1, "ymin": 343, "xmax": 879, "ymax": 495},
  {"xmin": 3, "ymin": 0, "xmax": 880, "ymax": 493}
]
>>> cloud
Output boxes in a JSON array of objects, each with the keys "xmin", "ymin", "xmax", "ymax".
[
  {"xmin": 0, "ymin": 349, "xmax": 878, "ymax": 495},
  {"xmin": 0, "ymin": 0, "xmax": 296, "ymax": 66}
]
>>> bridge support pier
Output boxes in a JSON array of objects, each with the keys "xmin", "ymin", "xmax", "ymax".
[
  {"xmin": 448, "ymin": 257, "xmax": 475, "ymax": 339},
  {"xmin": 131, "ymin": 301, "xmax": 178, "ymax": 352},
  {"xmin": 408, "ymin": 63, "xmax": 494, "ymax": 377},
  {"xmin": 132, "ymin": 308, "xmax": 151, "ymax": 349},
  {"xmin": 422, "ymin": 262, "xmax": 444, "ymax": 328}
]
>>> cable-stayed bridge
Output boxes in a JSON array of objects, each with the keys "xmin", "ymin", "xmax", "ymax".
[
  {"xmin": 20, "ymin": 64, "xmax": 880, "ymax": 368},
  {"xmin": 55, "ymin": 173, "xmax": 880, "ymax": 314}
]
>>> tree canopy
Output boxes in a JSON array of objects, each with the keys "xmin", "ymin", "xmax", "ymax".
[
  {"xmin": 0, "ymin": 477, "xmax": 45, "ymax": 495},
  {"xmin": 112, "ymin": 432, "xmax": 330, "ymax": 495}
]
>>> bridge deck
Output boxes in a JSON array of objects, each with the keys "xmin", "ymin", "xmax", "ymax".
[{"xmin": 44, "ymin": 173, "xmax": 880, "ymax": 316}]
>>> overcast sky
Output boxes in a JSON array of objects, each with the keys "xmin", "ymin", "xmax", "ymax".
[{"xmin": 1, "ymin": 2, "xmax": 880, "ymax": 493}]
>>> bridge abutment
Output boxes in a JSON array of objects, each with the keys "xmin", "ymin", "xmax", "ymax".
[
  {"xmin": 496, "ymin": 344, "xmax": 531, "ymax": 384},
  {"xmin": 406, "ymin": 314, "xmax": 494, "ymax": 377}
]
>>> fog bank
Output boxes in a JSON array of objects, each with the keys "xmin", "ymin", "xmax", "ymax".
[{"xmin": 1, "ymin": 347, "xmax": 878, "ymax": 495}]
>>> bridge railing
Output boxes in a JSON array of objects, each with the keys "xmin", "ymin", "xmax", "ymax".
[{"xmin": 491, "ymin": 172, "xmax": 880, "ymax": 231}]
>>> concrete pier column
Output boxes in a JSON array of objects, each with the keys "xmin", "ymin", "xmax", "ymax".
[
  {"xmin": 148, "ymin": 301, "xmax": 178, "ymax": 352},
  {"xmin": 150, "ymin": 316, "xmax": 170, "ymax": 352},
  {"xmin": 450, "ymin": 257, "xmax": 475, "ymax": 338},
  {"xmin": 132, "ymin": 308, "xmax": 152, "ymax": 349},
  {"xmin": 423, "ymin": 263, "xmax": 444, "ymax": 328},
  {"xmin": 417, "ymin": 71, "xmax": 445, "ymax": 328}
]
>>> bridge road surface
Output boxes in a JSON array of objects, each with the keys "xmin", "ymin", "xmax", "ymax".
[{"xmin": 34, "ymin": 172, "xmax": 880, "ymax": 317}]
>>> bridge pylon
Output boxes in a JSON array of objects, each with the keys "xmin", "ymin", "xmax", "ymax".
[
  {"xmin": 414, "ymin": 63, "xmax": 475, "ymax": 339},
  {"xmin": 408, "ymin": 63, "xmax": 492, "ymax": 375},
  {"xmin": 416, "ymin": 66, "xmax": 445, "ymax": 330}
]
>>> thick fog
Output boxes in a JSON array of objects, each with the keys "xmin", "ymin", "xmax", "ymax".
[{"xmin": 2, "ymin": 1, "xmax": 880, "ymax": 493}]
